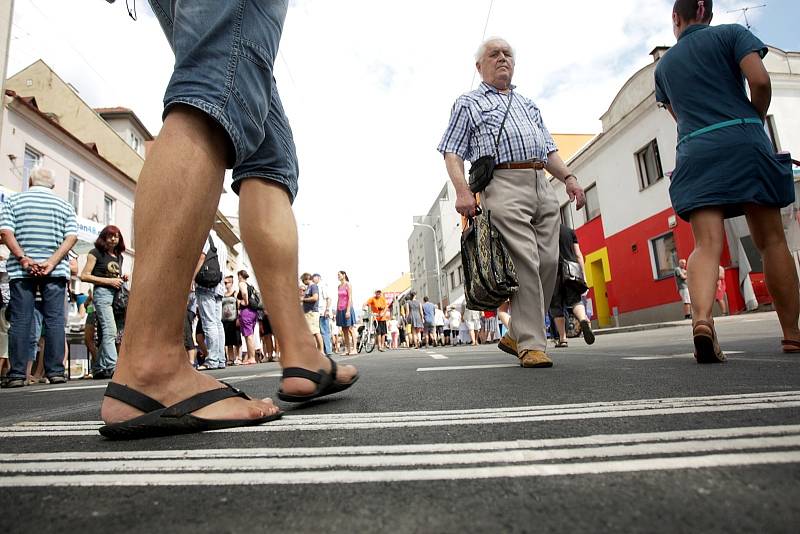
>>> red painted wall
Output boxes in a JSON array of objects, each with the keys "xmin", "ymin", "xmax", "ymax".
[
  {"xmin": 575, "ymin": 208, "xmax": 742, "ymax": 317},
  {"xmin": 604, "ymin": 208, "xmax": 695, "ymax": 313}
]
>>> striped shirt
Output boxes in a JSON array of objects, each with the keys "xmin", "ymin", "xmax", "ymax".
[
  {"xmin": 437, "ymin": 82, "xmax": 558, "ymax": 164},
  {"xmin": 0, "ymin": 186, "xmax": 78, "ymax": 280}
]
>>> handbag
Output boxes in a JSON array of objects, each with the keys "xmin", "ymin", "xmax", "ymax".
[
  {"xmin": 112, "ymin": 283, "xmax": 129, "ymax": 318},
  {"xmin": 560, "ymin": 259, "xmax": 588, "ymax": 294},
  {"xmin": 468, "ymin": 92, "xmax": 514, "ymax": 193},
  {"xmin": 461, "ymin": 204, "xmax": 519, "ymax": 311}
]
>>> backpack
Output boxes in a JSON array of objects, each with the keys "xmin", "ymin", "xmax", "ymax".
[
  {"xmin": 195, "ymin": 236, "xmax": 223, "ymax": 289},
  {"xmin": 246, "ymin": 283, "xmax": 263, "ymax": 311}
]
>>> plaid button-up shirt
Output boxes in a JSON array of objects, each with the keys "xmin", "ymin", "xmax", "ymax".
[{"xmin": 437, "ymin": 82, "xmax": 558, "ymax": 164}]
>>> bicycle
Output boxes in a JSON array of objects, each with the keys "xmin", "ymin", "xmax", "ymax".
[{"xmin": 357, "ymin": 310, "xmax": 377, "ymax": 354}]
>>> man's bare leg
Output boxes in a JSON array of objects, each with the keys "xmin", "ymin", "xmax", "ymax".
[
  {"xmin": 101, "ymin": 107, "xmax": 278, "ymax": 424},
  {"xmin": 239, "ymin": 180, "xmax": 356, "ymax": 396}
]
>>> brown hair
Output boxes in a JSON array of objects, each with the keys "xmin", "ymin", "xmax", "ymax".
[{"xmin": 673, "ymin": 0, "xmax": 713, "ymax": 23}]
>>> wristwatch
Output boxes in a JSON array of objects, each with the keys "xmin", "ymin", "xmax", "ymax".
[
  {"xmin": 16, "ymin": 254, "xmax": 26, "ymax": 262},
  {"xmin": 564, "ymin": 174, "xmax": 577, "ymax": 182}
]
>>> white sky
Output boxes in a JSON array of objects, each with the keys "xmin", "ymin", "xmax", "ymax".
[{"xmin": 7, "ymin": 0, "xmax": 759, "ymax": 304}]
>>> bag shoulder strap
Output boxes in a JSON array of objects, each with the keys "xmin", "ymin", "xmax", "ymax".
[
  {"xmin": 493, "ymin": 92, "xmax": 514, "ymax": 159},
  {"xmin": 204, "ymin": 236, "xmax": 218, "ymax": 261}
]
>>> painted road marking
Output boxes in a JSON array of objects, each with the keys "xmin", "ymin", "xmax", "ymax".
[
  {"xmin": 3, "ymin": 424, "xmax": 797, "ymax": 461},
  {"xmin": 429, "ymin": 354, "xmax": 449, "ymax": 360},
  {"xmin": 624, "ymin": 351, "xmax": 744, "ymax": 361},
  {"xmin": 30, "ymin": 384, "xmax": 107, "ymax": 393},
  {"xmin": 417, "ymin": 364, "xmax": 518, "ymax": 372},
  {"xmin": 0, "ymin": 425, "xmax": 797, "ymax": 486},
  {"xmin": 3, "ymin": 391, "xmax": 799, "ymax": 437}
]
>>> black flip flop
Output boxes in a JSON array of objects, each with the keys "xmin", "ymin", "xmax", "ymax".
[
  {"xmin": 277, "ymin": 356, "xmax": 359, "ymax": 403},
  {"xmin": 99, "ymin": 382, "xmax": 282, "ymax": 440}
]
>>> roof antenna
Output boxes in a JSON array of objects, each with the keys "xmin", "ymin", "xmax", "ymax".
[{"xmin": 726, "ymin": 4, "xmax": 766, "ymax": 30}]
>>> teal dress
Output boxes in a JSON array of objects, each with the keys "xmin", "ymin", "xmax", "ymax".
[{"xmin": 655, "ymin": 24, "xmax": 794, "ymax": 221}]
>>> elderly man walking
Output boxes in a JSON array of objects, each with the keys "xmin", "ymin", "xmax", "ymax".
[
  {"xmin": 438, "ymin": 37, "xmax": 586, "ymax": 368},
  {"xmin": 0, "ymin": 169, "xmax": 77, "ymax": 388}
]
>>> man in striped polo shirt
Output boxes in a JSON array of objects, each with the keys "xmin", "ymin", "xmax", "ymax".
[{"xmin": 0, "ymin": 168, "xmax": 77, "ymax": 388}]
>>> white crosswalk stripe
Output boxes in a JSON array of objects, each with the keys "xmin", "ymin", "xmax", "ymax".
[
  {"xmin": 0, "ymin": 424, "xmax": 798, "ymax": 487},
  {"xmin": 1, "ymin": 391, "xmax": 799, "ymax": 437},
  {"xmin": 2, "ymin": 391, "xmax": 799, "ymax": 487}
]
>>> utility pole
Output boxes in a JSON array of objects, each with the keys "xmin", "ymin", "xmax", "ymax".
[
  {"xmin": 727, "ymin": 4, "xmax": 766, "ymax": 30},
  {"xmin": 0, "ymin": 0, "xmax": 15, "ymax": 136}
]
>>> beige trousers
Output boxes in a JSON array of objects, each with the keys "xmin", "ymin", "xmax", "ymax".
[{"xmin": 482, "ymin": 168, "xmax": 560, "ymax": 352}]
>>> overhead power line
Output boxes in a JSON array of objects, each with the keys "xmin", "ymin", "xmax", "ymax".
[{"xmin": 470, "ymin": 0, "xmax": 495, "ymax": 90}]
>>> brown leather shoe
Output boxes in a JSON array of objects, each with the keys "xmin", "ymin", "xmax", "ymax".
[
  {"xmin": 497, "ymin": 334, "xmax": 518, "ymax": 356},
  {"xmin": 518, "ymin": 350, "xmax": 553, "ymax": 368}
]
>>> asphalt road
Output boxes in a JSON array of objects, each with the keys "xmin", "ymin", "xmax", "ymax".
[{"xmin": 1, "ymin": 312, "xmax": 799, "ymax": 533}]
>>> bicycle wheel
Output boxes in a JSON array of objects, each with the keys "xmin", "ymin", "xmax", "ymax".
[
  {"xmin": 357, "ymin": 329, "xmax": 365, "ymax": 353},
  {"xmin": 365, "ymin": 321, "xmax": 377, "ymax": 353}
]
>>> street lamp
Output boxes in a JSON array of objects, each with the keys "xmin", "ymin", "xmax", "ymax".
[{"xmin": 413, "ymin": 222, "xmax": 443, "ymax": 308}]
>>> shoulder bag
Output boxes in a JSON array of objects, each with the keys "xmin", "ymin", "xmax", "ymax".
[{"xmin": 468, "ymin": 92, "xmax": 514, "ymax": 194}]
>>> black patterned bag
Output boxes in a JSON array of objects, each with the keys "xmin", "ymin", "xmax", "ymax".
[{"xmin": 461, "ymin": 209, "xmax": 518, "ymax": 311}]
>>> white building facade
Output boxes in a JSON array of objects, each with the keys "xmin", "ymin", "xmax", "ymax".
[{"xmin": 553, "ymin": 45, "xmax": 800, "ymax": 327}]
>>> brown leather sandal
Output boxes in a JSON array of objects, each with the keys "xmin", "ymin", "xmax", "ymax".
[
  {"xmin": 781, "ymin": 339, "xmax": 800, "ymax": 354},
  {"xmin": 693, "ymin": 319, "xmax": 726, "ymax": 364}
]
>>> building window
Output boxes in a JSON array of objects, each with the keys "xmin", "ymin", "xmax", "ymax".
[
  {"xmin": 450, "ymin": 271, "xmax": 456, "ymax": 289},
  {"xmin": 129, "ymin": 132, "xmax": 143, "ymax": 155},
  {"xmin": 457, "ymin": 265, "xmax": 464, "ymax": 287},
  {"xmin": 650, "ymin": 232, "xmax": 678, "ymax": 280},
  {"xmin": 584, "ymin": 184, "xmax": 601, "ymax": 221},
  {"xmin": 68, "ymin": 174, "xmax": 83, "ymax": 214},
  {"xmin": 23, "ymin": 146, "xmax": 42, "ymax": 188},
  {"xmin": 104, "ymin": 195, "xmax": 115, "ymax": 225},
  {"xmin": 560, "ymin": 203, "xmax": 573, "ymax": 229},
  {"xmin": 764, "ymin": 115, "xmax": 780, "ymax": 152},
  {"xmin": 635, "ymin": 139, "xmax": 664, "ymax": 190}
]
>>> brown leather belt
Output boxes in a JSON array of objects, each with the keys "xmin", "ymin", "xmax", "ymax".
[{"xmin": 495, "ymin": 160, "xmax": 545, "ymax": 170}]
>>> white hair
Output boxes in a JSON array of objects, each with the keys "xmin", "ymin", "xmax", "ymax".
[
  {"xmin": 475, "ymin": 37, "xmax": 515, "ymax": 62},
  {"xmin": 29, "ymin": 168, "xmax": 55, "ymax": 189}
]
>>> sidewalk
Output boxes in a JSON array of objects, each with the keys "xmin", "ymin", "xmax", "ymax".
[{"xmin": 593, "ymin": 310, "xmax": 776, "ymax": 337}]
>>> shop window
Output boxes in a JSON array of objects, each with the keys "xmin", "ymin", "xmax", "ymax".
[{"xmin": 650, "ymin": 232, "xmax": 677, "ymax": 280}]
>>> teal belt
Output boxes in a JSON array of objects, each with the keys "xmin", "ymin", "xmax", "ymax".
[{"xmin": 678, "ymin": 117, "xmax": 762, "ymax": 146}]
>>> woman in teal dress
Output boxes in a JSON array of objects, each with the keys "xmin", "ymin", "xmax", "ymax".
[{"xmin": 655, "ymin": 0, "xmax": 799, "ymax": 362}]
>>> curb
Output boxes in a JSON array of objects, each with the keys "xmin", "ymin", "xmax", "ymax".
[{"xmin": 593, "ymin": 321, "xmax": 688, "ymax": 337}]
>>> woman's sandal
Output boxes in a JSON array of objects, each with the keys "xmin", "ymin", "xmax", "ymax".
[
  {"xmin": 99, "ymin": 382, "xmax": 282, "ymax": 440},
  {"xmin": 780, "ymin": 339, "xmax": 800, "ymax": 353},
  {"xmin": 554, "ymin": 340, "xmax": 569, "ymax": 348},
  {"xmin": 692, "ymin": 319, "xmax": 726, "ymax": 364},
  {"xmin": 277, "ymin": 356, "xmax": 359, "ymax": 403}
]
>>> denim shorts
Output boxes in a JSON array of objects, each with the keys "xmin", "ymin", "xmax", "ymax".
[{"xmin": 149, "ymin": 0, "xmax": 299, "ymax": 201}]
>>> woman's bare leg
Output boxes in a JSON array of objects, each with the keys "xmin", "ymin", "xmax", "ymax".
[
  {"xmin": 688, "ymin": 209, "xmax": 726, "ymax": 324},
  {"xmin": 743, "ymin": 204, "xmax": 800, "ymax": 341}
]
